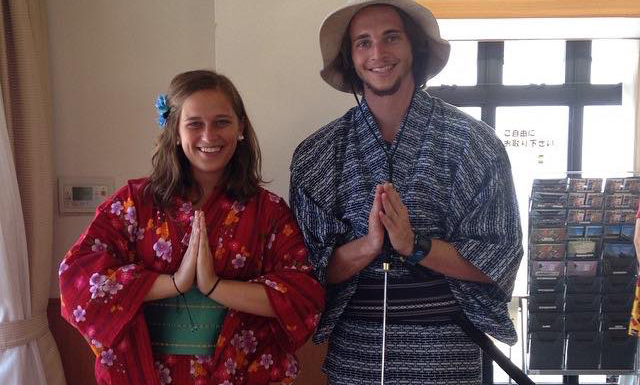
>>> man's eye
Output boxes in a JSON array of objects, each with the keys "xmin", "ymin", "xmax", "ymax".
[{"xmin": 387, "ymin": 34, "xmax": 400, "ymax": 42}]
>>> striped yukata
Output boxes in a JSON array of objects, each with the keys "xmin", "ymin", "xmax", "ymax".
[{"xmin": 289, "ymin": 90, "xmax": 523, "ymax": 384}]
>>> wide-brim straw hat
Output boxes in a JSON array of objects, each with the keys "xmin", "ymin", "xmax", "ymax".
[{"xmin": 319, "ymin": 0, "xmax": 450, "ymax": 93}]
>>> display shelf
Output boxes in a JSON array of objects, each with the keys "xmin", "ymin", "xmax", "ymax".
[
  {"xmin": 521, "ymin": 295, "xmax": 640, "ymax": 377},
  {"xmin": 526, "ymin": 369, "xmax": 636, "ymax": 376}
]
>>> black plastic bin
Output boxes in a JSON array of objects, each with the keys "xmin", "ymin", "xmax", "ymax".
[
  {"xmin": 566, "ymin": 331, "xmax": 601, "ymax": 369},
  {"xmin": 601, "ymin": 312, "xmax": 630, "ymax": 332},
  {"xmin": 565, "ymin": 312, "xmax": 599, "ymax": 331},
  {"xmin": 529, "ymin": 331, "xmax": 564, "ymax": 370},
  {"xmin": 529, "ymin": 293, "xmax": 565, "ymax": 313},
  {"xmin": 602, "ymin": 275, "xmax": 636, "ymax": 293},
  {"xmin": 530, "ymin": 276, "xmax": 565, "ymax": 294},
  {"xmin": 601, "ymin": 330, "xmax": 637, "ymax": 370},
  {"xmin": 566, "ymin": 276, "xmax": 602, "ymax": 294},
  {"xmin": 602, "ymin": 292, "xmax": 634, "ymax": 313},
  {"xmin": 565, "ymin": 293, "xmax": 601, "ymax": 313},
  {"xmin": 529, "ymin": 312, "xmax": 564, "ymax": 332}
]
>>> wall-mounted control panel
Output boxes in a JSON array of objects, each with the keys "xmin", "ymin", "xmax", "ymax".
[{"xmin": 58, "ymin": 177, "xmax": 114, "ymax": 215}]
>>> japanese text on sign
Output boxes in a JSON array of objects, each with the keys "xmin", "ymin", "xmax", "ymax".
[{"xmin": 502, "ymin": 129, "xmax": 555, "ymax": 148}]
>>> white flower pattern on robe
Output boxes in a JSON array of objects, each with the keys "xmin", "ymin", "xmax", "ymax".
[
  {"xmin": 100, "ymin": 349, "xmax": 116, "ymax": 367},
  {"xmin": 155, "ymin": 362, "xmax": 172, "ymax": 384},
  {"xmin": 73, "ymin": 305, "xmax": 86, "ymax": 323},
  {"xmin": 153, "ymin": 238, "xmax": 172, "ymax": 262}
]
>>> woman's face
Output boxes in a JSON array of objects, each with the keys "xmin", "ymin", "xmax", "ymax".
[{"xmin": 178, "ymin": 89, "xmax": 243, "ymax": 188}]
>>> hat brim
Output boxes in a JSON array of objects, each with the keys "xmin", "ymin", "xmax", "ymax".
[{"xmin": 319, "ymin": 0, "xmax": 450, "ymax": 93}]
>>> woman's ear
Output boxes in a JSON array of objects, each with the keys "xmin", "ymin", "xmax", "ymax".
[{"xmin": 238, "ymin": 118, "xmax": 246, "ymax": 141}]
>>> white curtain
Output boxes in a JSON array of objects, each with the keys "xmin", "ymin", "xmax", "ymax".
[{"xmin": 0, "ymin": 84, "xmax": 47, "ymax": 383}]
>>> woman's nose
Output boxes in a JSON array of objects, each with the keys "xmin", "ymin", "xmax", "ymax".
[{"xmin": 201, "ymin": 124, "xmax": 217, "ymax": 142}]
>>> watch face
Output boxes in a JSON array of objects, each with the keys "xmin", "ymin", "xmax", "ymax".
[
  {"xmin": 416, "ymin": 234, "xmax": 431, "ymax": 252},
  {"xmin": 415, "ymin": 233, "xmax": 431, "ymax": 254}
]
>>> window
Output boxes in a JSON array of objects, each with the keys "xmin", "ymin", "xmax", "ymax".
[{"xmin": 427, "ymin": 39, "xmax": 638, "ymax": 384}]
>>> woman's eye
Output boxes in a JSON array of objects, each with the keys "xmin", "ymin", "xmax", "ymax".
[
  {"xmin": 355, "ymin": 40, "xmax": 370, "ymax": 49},
  {"xmin": 216, "ymin": 120, "xmax": 231, "ymax": 127},
  {"xmin": 187, "ymin": 121, "xmax": 203, "ymax": 128}
]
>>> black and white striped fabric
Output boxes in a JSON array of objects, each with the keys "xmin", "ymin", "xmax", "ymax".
[
  {"xmin": 289, "ymin": 90, "xmax": 523, "ymax": 380},
  {"xmin": 343, "ymin": 267, "xmax": 462, "ymax": 324},
  {"xmin": 326, "ymin": 320, "xmax": 482, "ymax": 384}
]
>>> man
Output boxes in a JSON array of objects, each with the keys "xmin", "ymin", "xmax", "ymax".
[{"xmin": 290, "ymin": 0, "xmax": 523, "ymax": 383}]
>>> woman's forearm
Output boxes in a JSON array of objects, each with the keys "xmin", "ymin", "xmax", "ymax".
[{"xmin": 208, "ymin": 279, "xmax": 276, "ymax": 317}]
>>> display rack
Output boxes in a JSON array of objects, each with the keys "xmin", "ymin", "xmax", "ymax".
[{"xmin": 523, "ymin": 176, "xmax": 640, "ymax": 379}]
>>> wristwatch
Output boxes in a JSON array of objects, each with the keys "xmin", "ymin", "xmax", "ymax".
[{"xmin": 403, "ymin": 232, "xmax": 432, "ymax": 266}]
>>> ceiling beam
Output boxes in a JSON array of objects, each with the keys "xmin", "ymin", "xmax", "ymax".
[{"xmin": 419, "ymin": 0, "xmax": 640, "ymax": 19}]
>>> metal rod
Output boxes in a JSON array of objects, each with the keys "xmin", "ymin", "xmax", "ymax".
[{"xmin": 381, "ymin": 262, "xmax": 390, "ymax": 385}]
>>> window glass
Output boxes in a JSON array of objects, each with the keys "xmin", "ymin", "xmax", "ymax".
[
  {"xmin": 586, "ymin": 39, "xmax": 639, "ymax": 178},
  {"xmin": 503, "ymin": 40, "xmax": 565, "ymax": 85},
  {"xmin": 496, "ymin": 106, "xmax": 569, "ymax": 296},
  {"xmin": 458, "ymin": 106, "xmax": 481, "ymax": 121},
  {"xmin": 591, "ymin": 39, "xmax": 638, "ymax": 84},
  {"xmin": 429, "ymin": 41, "xmax": 477, "ymax": 86},
  {"xmin": 583, "ymin": 106, "xmax": 633, "ymax": 175}
]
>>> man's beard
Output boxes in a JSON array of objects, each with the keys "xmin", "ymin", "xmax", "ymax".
[{"xmin": 363, "ymin": 77, "xmax": 402, "ymax": 97}]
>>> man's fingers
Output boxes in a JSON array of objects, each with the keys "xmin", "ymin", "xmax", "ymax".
[
  {"xmin": 383, "ymin": 183, "xmax": 405, "ymax": 212},
  {"xmin": 381, "ymin": 192, "xmax": 399, "ymax": 220},
  {"xmin": 379, "ymin": 211, "xmax": 393, "ymax": 230},
  {"xmin": 372, "ymin": 185, "xmax": 383, "ymax": 210}
]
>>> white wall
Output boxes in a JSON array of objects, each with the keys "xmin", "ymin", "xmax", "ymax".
[
  {"xmin": 48, "ymin": 0, "xmax": 356, "ymax": 296},
  {"xmin": 48, "ymin": 0, "xmax": 216, "ymax": 296},
  {"xmin": 214, "ymin": 1, "xmax": 353, "ymax": 195}
]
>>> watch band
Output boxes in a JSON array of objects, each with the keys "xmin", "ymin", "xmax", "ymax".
[{"xmin": 405, "ymin": 232, "xmax": 431, "ymax": 266}]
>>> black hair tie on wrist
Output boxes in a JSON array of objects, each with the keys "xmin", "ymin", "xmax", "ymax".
[
  {"xmin": 171, "ymin": 274, "xmax": 197, "ymax": 331},
  {"xmin": 171, "ymin": 274, "xmax": 184, "ymax": 295},
  {"xmin": 206, "ymin": 277, "xmax": 222, "ymax": 297}
]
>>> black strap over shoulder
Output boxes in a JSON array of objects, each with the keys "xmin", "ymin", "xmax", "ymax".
[
  {"xmin": 453, "ymin": 312, "xmax": 536, "ymax": 385},
  {"xmin": 407, "ymin": 263, "xmax": 536, "ymax": 385}
]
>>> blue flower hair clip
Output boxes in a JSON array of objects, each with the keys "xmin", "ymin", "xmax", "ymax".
[{"xmin": 155, "ymin": 94, "xmax": 170, "ymax": 128}]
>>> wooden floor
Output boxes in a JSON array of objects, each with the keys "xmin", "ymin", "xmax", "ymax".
[{"xmin": 47, "ymin": 299, "xmax": 328, "ymax": 385}]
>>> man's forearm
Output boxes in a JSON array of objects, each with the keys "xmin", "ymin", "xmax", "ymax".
[
  {"xmin": 327, "ymin": 235, "xmax": 493, "ymax": 284},
  {"xmin": 418, "ymin": 239, "xmax": 493, "ymax": 283},
  {"xmin": 326, "ymin": 236, "xmax": 379, "ymax": 284}
]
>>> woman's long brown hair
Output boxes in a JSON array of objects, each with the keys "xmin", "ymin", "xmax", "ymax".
[{"xmin": 145, "ymin": 70, "xmax": 263, "ymax": 209}]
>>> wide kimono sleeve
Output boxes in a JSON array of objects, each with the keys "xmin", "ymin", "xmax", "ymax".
[
  {"xmin": 446, "ymin": 127, "xmax": 524, "ymax": 303},
  {"xmin": 58, "ymin": 182, "xmax": 159, "ymax": 351},
  {"xmin": 289, "ymin": 130, "xmax": 356, "ymax": 344},
  {"xmin": 212, "ymin": 195, "xmax": 324, "ymax": 385},
  {"xmin": 288, "ymin": 183, "xmax": 351, "ymax": 286}
]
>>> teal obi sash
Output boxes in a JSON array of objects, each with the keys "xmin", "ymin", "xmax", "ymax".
[{"xmin": 144, "ymin": 287, "xmax": 227, "ymax": 355}]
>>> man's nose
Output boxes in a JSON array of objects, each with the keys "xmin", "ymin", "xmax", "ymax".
[{"xmin": 370, "ymin": 41, "xmax": 388, "ymax": 60}]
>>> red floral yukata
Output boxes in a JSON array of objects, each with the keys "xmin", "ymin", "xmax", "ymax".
[{"xmin": 59, "ymin": 178, "xmax": 324, "ymax": 385}]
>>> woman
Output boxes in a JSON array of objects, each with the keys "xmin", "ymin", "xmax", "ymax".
[{"xmin": 59, "ymin": 70, "xmax": 324, "ymax": 385}]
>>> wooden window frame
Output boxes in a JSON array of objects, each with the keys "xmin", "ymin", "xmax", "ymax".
[{"xmin": 419, "ymin": 0, "xmax": 640, "ymax": 19}]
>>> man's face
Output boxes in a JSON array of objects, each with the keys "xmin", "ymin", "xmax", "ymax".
[{"xmin": 349, "ymin": 5, "xmax": 414, "ymax": 97}]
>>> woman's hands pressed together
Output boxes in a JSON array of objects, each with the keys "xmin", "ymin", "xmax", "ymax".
[
  {"xmin": 146, "ymin": 209, "xmax": 277, "ymax": 316},
  {"xmin": 195, "ymin": 210, "xmax": 219, "ymax": 295},
  {"xmin": 171, "ymin": 211, "xmax": 200, "ymax": 293}
]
